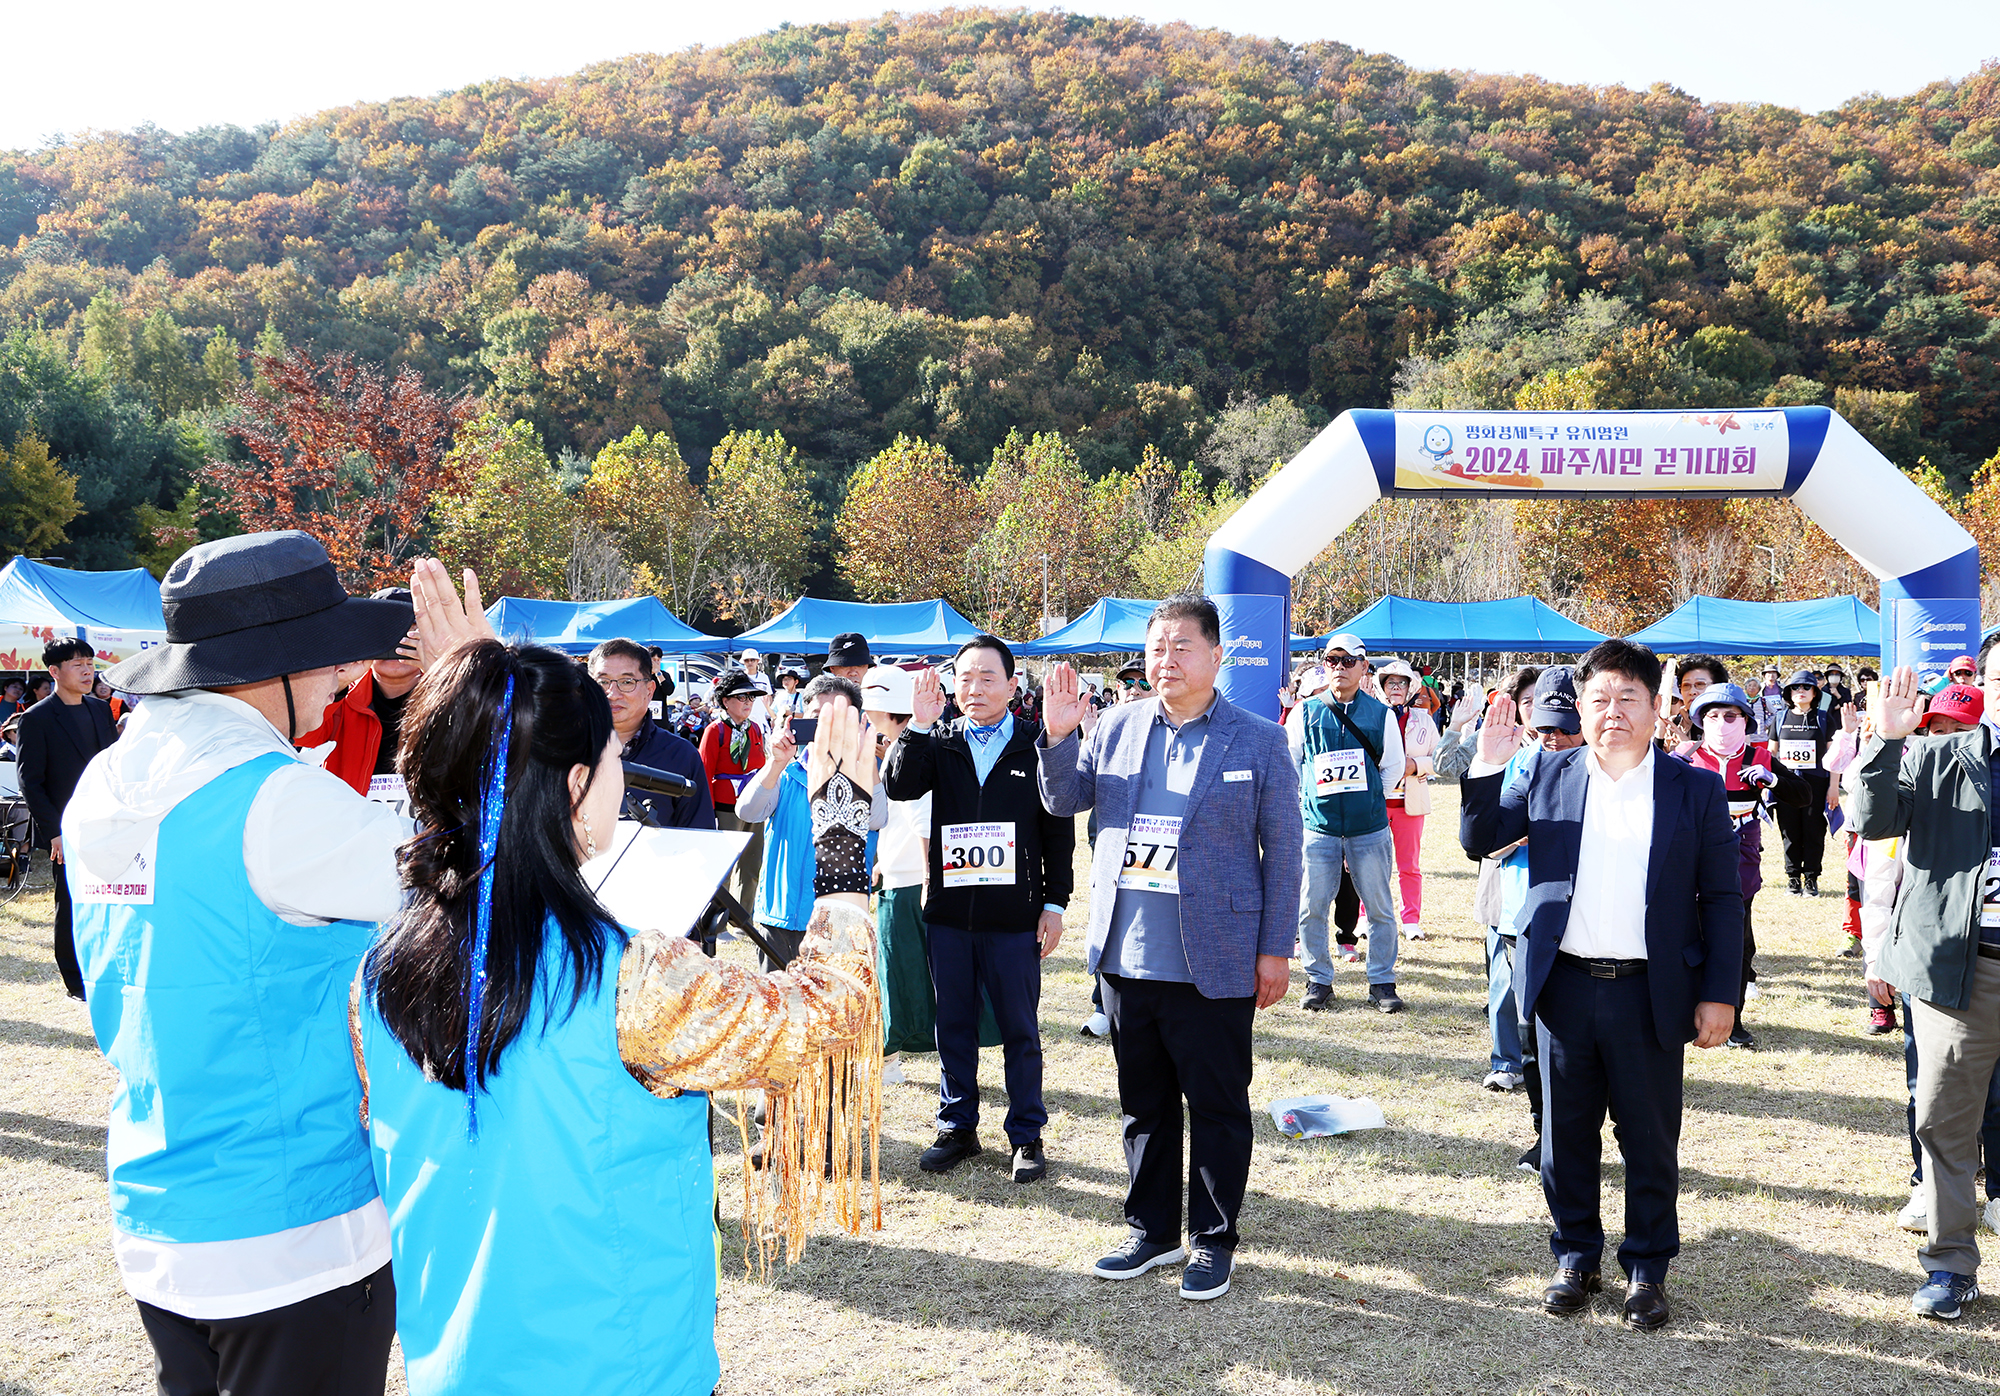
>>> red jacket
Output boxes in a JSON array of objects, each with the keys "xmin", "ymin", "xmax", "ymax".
[
  {"xmin": 297, "ymin": 669, "xmax": 384, "ymax": 797},
  {"xmin": 697, "ymin": 718, "xmax": 765, "ymax": 810}
]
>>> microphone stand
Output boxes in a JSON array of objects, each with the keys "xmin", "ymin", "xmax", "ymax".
[{"xmin": 622, "ymin": 791, "xmax": 783, "ymax": 967}]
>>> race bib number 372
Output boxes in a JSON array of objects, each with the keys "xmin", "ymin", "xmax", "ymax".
[
  {"xmin": 941, "ymin": 821, "xmax": 1017, "ymax": 888},
  {"xmin": 1313, "ymin": 748, "xmax": 1367, "ymax": 797}
]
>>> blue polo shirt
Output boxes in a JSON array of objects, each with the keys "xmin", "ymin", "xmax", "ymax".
[{"xmin": 1102, "ymin": 696, "xmax": 1215, "ymax": 982}]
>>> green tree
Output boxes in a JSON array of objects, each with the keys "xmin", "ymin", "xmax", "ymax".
[
  {"xmin": 0, "ymin": 434, "xmax": 84, "ymax": 563},
  {"xmin": 133, "ymin": 483, "xmax": 203, "ymax": 578},
  {"xmin": 78, "ymin": 292, "xmax": 133, "ymax": 383},
  {"xmin": 201, "ymin": 331, "xmax": 243, "ymax": 405},
  {"xmin": 134, "ymin": 311, "xmax": 202, "ymax": 417},
  {"xmin": 431, "ymin": 413, "xmax": 573, "ymax": 598},
  {"xmin": 704, "ymin": 429, "xmax": 819, "ymax": 625}
]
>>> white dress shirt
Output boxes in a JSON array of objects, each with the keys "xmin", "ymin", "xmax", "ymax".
[
  {"xmin": 64, "ymin": 689, "xmax": 404, "ymax": 1318},
  {"xmin": 1563, "ymin": 746, "xmax": 1655, "ymax": 960}
]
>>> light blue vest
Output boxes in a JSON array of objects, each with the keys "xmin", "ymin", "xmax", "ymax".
[
  {"xmin": 756, "ymin": 756, "xmax": 876, "ymax": 933},
  {"xmin": 361, "ymin": 921, "xmax": 718, "ymax": 1396},
  {"xmin": 1298, "ymin": 693, "xmax": 1392, "ymax": 837},
  {"xmin": 74, "ymin": 752, "xmax": 379, "ymax": 1242}
]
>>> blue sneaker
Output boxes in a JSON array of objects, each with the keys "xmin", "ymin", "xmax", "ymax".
[
  {"xmin": 1092, "ymin": 1235, "xmax": 1185, "ymax": 1280},
  {"xmin": 1913, "ymin": 1270, "xmax": 1979, "ymax": 1320}
]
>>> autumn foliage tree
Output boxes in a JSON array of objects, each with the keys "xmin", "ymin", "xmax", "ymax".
[
  {"xmin": 428, "ymin": 412, "xmax": 572, "ymax": 599},
  {"xmin": 207, "ymin": 347, "xmax": 474, "ymax": 589},
  {"xmin": 581, "ymin": 426, "xmax": 717, "ymax": 619},
  {"xmin": 835, "ymin": 435, "xmax": 981, "ymax": 603},
  {"xmin": 704, "ymin": 430, "xmax": 819, "ymax": 626}
]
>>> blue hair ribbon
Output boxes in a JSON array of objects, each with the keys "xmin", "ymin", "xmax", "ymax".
[{"xmin": 463, "ymin": 671, "xmax": 516, "ymax": 1139}]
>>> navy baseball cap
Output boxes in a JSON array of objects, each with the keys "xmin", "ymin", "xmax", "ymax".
[{"xmin": 1531, "ymin": 666, "xmax": 1580, "ymax": 734}]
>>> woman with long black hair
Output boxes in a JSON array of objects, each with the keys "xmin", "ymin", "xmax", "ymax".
[{"xmin": 355, "ymin": 640, "xmax": 881, "ymax": 1396}]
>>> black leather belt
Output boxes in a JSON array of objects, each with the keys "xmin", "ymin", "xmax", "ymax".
[
  {"xmin": 1979, "ymin": 941, "xmax": 2000, "ymax": 962},
  {"xmin": 1556, "ymin": 951, "xmax": 1649, "ymax": 978}
]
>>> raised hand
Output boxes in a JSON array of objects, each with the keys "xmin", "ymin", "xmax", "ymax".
[
  {"xmin": 1475, "ymin": 692, "xmax": 1520, "ymax": 766},
  {"xmin": 910, "ymin": 667, "xmax": 947, "ymax": 727},
  {"xmin": 1448, "ymin": 689, "xmax": 1482, "ymax": 732},
  {"xmin": 409, "ymin": 557, "xmax": 496, "ymax": 667},
  {"xmin": 1874, "ymin": 666, "xmax": 1924, "ymax": 740},
  {"xmin": 807, "ymin": 694, "xmax": 874, "ymax": 797},
  {"xmin": 1041, "ymin": 662, "xmax": 1090, "ymax": 742},
  {"xmin": 1839, "ymin": 701, "xmax": 1859, "ymax": 736}
]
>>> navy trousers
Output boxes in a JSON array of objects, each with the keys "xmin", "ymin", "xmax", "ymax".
[
  {"xmin": 928, "ymin": 923, "xmax": 1046, "ymax": 1148},
  {"xmin": 1535, "ymin": 959, "xmax": 1685, "ymax": 1284}
]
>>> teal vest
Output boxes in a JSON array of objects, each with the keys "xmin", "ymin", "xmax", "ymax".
[
  {"xmin": 1298, "ymin": 693, "xmax": 1392, "ymax": 837},
  {"xmin": 74, "ymin": 752, "xmax": 379, "ymax": 1242},
  {"xmin": 362, "ymin": 921, "xmax": 718, "ymax": 1396}
]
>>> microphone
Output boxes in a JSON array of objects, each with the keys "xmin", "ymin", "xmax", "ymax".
[{"xmin": 621, "ymin": 760, "xmax": 696, "ymax": 798}]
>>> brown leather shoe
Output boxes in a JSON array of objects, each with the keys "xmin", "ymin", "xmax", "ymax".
[
  {"xmin": 1542, "ymin": 1267, "xmax": 1601, "ymax": 1315},
  {"xmin": 1623, "ymin": 1280, "xmax": 1669, "ymax": 1330}
]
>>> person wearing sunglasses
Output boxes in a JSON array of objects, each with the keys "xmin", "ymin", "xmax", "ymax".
[
  {"xmin": 586, "ymin": 638, "xmax": 713, "ymax": 829},
  {"xmin": 1671, "ymin": 683, "xmax": 1810, "ymax": 1048}
]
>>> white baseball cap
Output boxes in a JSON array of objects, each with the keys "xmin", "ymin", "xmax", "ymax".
[
  {"xmin": 1323, "ymin": 632, "xmax": 1367, "ymax": 658},
  {"xmin": 740, "ymin": 647, "xmax": 760, "ymax": 662},
  {"xmin": 861, "ymin": 664, "xmax": 916, "ymax": 716}
]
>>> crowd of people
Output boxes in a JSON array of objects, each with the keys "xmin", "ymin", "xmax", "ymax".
[{"xmin": 15, "ymin": 530, "xmax": 2000, "ymax": 1396}]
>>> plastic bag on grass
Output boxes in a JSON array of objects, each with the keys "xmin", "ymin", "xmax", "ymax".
[{"xmin": 1268, "ymin": 1094, "xmax": 1386, "ymax": 1139}]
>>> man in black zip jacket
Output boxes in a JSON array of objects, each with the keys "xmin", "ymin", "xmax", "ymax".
[{"xmin": 887, "ymin": 634, "xmax": 1073, "ymax": 1183}]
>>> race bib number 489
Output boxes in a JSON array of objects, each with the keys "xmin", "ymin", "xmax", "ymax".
[
  {"xmin": 941, "ymin": 821, "xmax": 1017, "ymax": 888},
  {"xmin": 1313, "ymin": 748, "xmax": 1368, "ymax": 797}
]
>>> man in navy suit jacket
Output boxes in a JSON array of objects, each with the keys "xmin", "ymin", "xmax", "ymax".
[
  {"xmin": 1461, "ymin": 638, "xmax": 1740, "ymax": 1332},
  {"xmin": 1038, "ymin": 594, "xmax": 1302, "ymax": 1304}
]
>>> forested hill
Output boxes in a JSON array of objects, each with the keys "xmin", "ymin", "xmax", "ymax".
[{"xmin": 0, "ymin": 8, "xmax": 1997, "ymax": 593}]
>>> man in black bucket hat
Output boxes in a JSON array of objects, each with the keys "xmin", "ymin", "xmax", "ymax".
[{"xmin": 61, "ymin": 532, "xmax": 492, "ymax": 1396}]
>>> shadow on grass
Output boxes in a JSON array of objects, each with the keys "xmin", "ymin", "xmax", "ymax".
[
  {"xmin": 0, "ymin": 1109, "xmax": 104, "ymax": 1175},
  {"xmin": 747, "ymin": 1214, "xmax": 2000, "ymax": 1394},
  {"xmin": 0, "ymin": 1016, "xmax": 96, "ymax": 1051},
  {"xmin": 0, "ymin": 949, "xmax": 55, "ymax": 985}
]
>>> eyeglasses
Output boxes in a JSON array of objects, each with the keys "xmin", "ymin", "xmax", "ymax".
[
  {"xmin": 594, "ymin": 674, "xmax": 650, "ymax": 694},
  {"xmin": 1325, "ymin": 654, "xmax": 1366, "ymax": 669}
]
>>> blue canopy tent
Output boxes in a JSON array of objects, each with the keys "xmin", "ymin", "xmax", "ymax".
[
  {"xmin": 484, "ymin": 596, "xmax": 728, "ymax": 654},
  {"xmin": 0, "ymin": 556, "xmax": 166, "ymax": 669},
  {"xmin": 1623, "ymin": 595, "xmax": 1881, "ymax": 656},
  {"xmin": 1016, "ymin": 597, "xmax": 1159, "ymax": 655},
  {"xmin": 1295, "ymin": 595, "xmax": 1610, "ymax": 653},
  {"xmin": 731, "ymin": 597, "xmax": 995, "ymax": 653}
]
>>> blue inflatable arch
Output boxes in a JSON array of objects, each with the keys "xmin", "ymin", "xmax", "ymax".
[{"xmin": 1203, "ymin": 406, "xmax": 1980, "ymax": 720}]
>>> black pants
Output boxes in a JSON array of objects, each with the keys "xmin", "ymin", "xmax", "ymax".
[
  {"xmin": 1774, "ymin": 776, "xmax": 1830, "ymax": 878},
  {"xmin": 138, "ymin": 1264, "xmax": 395, "ymax": 1396},
  {"xmin": 1536, "ymin": 962, "xmax": 1684, "ymax": 1285},
  {"xmin": 929, "ymin": 923, "xmax": 1046, "ymax": 1147},
  {"xmin": 1500, "ymin": 934, "xmax": 1543, "ymax": 1136},
  {"xmin": 51, "ymin": 856, "xmax": 82, "ymax": 998},
  {"xmin": 1333, "ymin": 867, "xmax": 1359, "ymax": 945},
  {"xmin": 1101, "ymin": 972, "xmax": 1255, "ymax": 1251},
  {"xmin": 1735, "ymin": 896, "xmax": 1757, "ymax": 1032}
]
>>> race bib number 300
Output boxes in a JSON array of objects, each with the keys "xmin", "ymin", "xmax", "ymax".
[
  {"xmin": 941, "ymin": 821, "xmax": 1017, "ymax": 888},
  {"xmin": 1313, "ymin": 748, "xmax": 1368, "ymax": 797},
  {"xmin": 1118, "ymin": 814, "xmax": 1182, "ymax": 895}
]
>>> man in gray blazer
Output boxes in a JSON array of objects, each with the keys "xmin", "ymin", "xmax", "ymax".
[{"xmin": 1038, "ymin": 594, "xmax": 1303, "ymax": 1302}]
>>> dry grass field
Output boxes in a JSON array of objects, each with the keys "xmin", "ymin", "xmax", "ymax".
[{"xmin": 5, "ymin": 784, "xmax": 1998, "ymax": 1395}]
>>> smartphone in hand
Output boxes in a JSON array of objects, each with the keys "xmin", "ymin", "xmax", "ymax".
[{"xmin": 789, "ymin": 717, "xmax": 818, "ymax": 749}]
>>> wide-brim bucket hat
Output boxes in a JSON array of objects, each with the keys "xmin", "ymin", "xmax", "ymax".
[{"xmin": 108, "ymin": 530, "xmax": 415, "ymax": 695}]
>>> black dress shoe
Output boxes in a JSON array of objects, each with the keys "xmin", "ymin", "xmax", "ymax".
[
  {"xmin": 1623, "ymin": 1280, "xmax": 1669, "ymax": 1330},
  {"xmin": 918, "ymin": 1128, "xmax": 982, "ymax": 1174},
  {"xmin": 1542, "ymin": 1267, "xmax": 1601, "ymax": 1316}
]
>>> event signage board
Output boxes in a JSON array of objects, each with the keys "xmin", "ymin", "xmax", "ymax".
[
  {"xmin": 1389, "ymin": 410, "xmax": 1790, "ymax": 494},
  {"xmin": 1889, "ymin": 598, "xmax": 1981, "ymax": 681},
  {"xmin": 1214, "ymin": 593, "xmax": 1286, "ymax": 716}
]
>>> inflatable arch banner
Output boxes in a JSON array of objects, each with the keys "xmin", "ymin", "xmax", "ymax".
[{"xmin": 1204, "ymin": 406, "xmax": 1980, "ymax": 720}]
